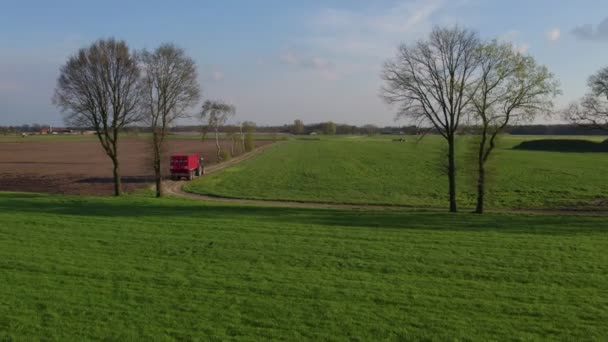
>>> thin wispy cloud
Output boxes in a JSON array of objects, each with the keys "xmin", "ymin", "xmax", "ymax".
[
  {"xmin": 571, "ymin": 17, "xmax": 608, "ymax": 41},
  {"xmin": 277, "ymin": 0, "xmax": 456, "ymax": 83},
  {"xmin": 313, "ymin": 0, "xmax": 442, "ymax": 35},
  {"xmin": 211, "ymin": 71, "xmax": 224, "ymax": 82},
  {"xmin": 279, "ymin": 51, "xmax": 338, "ymax": 80},
  {"xmin": 547, "ymin": 28, "xmax": 561, "ymax": 42},
  {"xmin": 308, "ymin": 0, "xmax": 446, "ymax": 58},
  {"xmin": 280, "ymin": 51, "xmax": 332, "ymax": 69}
]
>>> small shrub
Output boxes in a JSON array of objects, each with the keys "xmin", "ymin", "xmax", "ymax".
[
  {"xmin": 245, "ymin": 133, "xmax": 255, "ymax": 152},
  {"xmin": 220, "ymin": 150, "xmax": 232, "ymax": 161}
]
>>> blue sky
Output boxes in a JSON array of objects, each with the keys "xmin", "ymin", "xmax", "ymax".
[{"xmin": 1, "ymin": 0, "xmax": 608, "ymax": 126}]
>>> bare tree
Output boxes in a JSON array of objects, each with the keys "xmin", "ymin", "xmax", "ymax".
[
  {"xmin": 53, "ymin": 38, "xmax": 141, "ymax": 196},
  {"xmin": 140, "ymin": 43, "xmax": 201, "ymax": 197},
  {"xmin": 564, "ymin": 66, "xmax": 608, "ymax": 131},
  {"xmin": 199, "ymin": 100, "xmax": 235, "ymax": 161},
  {"xmin": 471, "ymin": 41, "xmax": 559, "ymax": 213},
  {"xmin": 382, "ymin": 26, "xmax": 481, "ymax": 212}
]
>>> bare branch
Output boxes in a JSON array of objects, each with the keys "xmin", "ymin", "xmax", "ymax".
[
  {"xmin": 200, "ymin": 100, "xmax": 236, "ymax": 161},
  {"xmin": 139, "ymin": 43, "xmax": 202, "ymax": 197},
  {"xmin": 380, "ymin": 25, "xmax": 482, "ymax": 212},
  {"xmin": 565, "ymin": 66, "xmax": 608, "ymax": 131},
  {"xmin": 52, "ymin": 38, "xmax": 141, "ymax": 196}
]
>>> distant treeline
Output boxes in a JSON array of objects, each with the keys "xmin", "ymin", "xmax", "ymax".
[
  {"xmin": 174, "ymin": 123, "xmax": 608, "ymax": 136},
  {"xmin": 1, "ymin": 123, "xmax": 605, "ymax": 136},
  {"xmin": 170, "ymin": 123, "xmax": 422, "ymax": 135}
]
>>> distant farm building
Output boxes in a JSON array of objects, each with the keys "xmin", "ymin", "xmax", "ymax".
[
  {"xmin": 53, "ymin": 128, "xmax": 73, "ymax": 134},
  {"xmin": 40, "ymin": 127, "xmax": 74, "ymax": 134}
]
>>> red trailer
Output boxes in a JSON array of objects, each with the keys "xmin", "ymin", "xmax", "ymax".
[{"xmin": 170, "ymin": 154, "xmax": 205, "ymax": 180}]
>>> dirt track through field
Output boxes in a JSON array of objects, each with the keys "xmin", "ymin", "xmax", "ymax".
[{"xmin": 165, "ymin": 144, "xmax": 608, "ymax": 216}]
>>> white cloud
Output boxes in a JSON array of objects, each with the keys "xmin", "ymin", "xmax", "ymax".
[
  {"xmin": 547, "ymin": 28, "xmax": 561, "ymax": 42},
  {"xmin": 211, "ymin": 71, "xmax": 224, "ymax": 82}
]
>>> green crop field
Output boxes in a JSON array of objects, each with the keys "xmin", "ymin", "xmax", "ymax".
[
  {"xmin": 1, "ymin": 192, "xmax": 607, "ymax": 340},
  {"xmin": 185, "ymin": 135, "xmax": 608, "ymax": 210}
]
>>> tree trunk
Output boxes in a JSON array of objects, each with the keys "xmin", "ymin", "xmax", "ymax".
[
  {"xmin": 447, "ymin": 135, "xmax": 457, "ymax": 213},
  {"xmin": 112, "ymin": 158, "xmax": 121, "ymax": 197},
  {"xmin": 215, "ymin": 130, "xmax": 221, "ymax": 161},
  {"xmin": 154, "ymin": 150, "xmax": 162, "ymax": 198},
  {"xmin": 475, "ymin": 127, "xmax": 488, "ymax": 214},
  {"xmin": 476, "ymin": 164, "xmax": 485, "ymax": 214}
]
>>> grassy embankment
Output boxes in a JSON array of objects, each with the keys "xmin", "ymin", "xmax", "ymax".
[{"xmin": 1, "ymin": 192, "xmax": 607, "ymax": 340}]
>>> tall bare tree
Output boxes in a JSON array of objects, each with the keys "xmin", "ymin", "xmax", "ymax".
[
  {"xmin": 471, "ymin": 41, "xmax": 559, "ymax": 213},
  {"xmin": 199, "ymin": 100, "xmax": 235, "ymax": 161},
  {"xmin": 140, "ymin": 43, "xmax": 201, "ymax": 197},
  {"xmin": 382, "ymin": 26, "xmax": 482, "ymax": 212},
  {"xmin": 53, "ymin": 38, "xmax": 141, "ymax": 196},
  {"xmin": 564, "ymin": 66, "xmax": 608, "ymax": 131}
]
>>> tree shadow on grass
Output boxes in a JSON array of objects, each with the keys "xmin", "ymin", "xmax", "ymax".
[
  {"xmin": 76, "ymin": 176, "xmax": 153, "ymax": 184},
  {"xmin": 513, "ymin": 139, "xmax": 608, "ymax": 153},
  {"xmin": 0, "ymin": 192, "xmax": 606, "ymax": 235}
]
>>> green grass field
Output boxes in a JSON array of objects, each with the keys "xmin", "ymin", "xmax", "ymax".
[
  {"xmin": 185, "ymin": 135, "xmax": 608, "ymax": 210},
  {"xmin": 1, "ymin": 192, "xmax": 607, "ymax": 340}
]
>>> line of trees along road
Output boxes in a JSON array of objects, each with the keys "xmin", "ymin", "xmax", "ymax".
[
  {"xmin": 53, "ymin": 38, "xmax": 238, "ymax": 198},
  {"xmin": 381, "ymin": 26, "xmax": 560, "ymax": 213}
]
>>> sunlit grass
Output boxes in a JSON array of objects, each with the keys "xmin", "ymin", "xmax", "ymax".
[
  {"xmin": 186, "ymin": 135, "xmax": 608, "ymax": 209},
  {"xmin": 1, "ymin": 192, "xmax": 607, "ymax": 340}
]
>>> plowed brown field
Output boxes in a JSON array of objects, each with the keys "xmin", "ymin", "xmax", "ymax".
[{"xmin": 0, "ymin": 138, "xmax": 272, "ymax": 195}]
